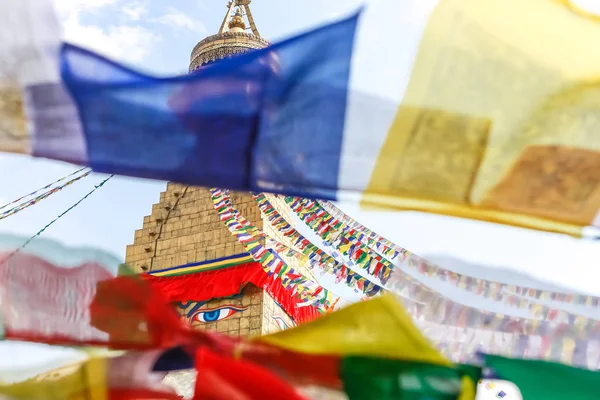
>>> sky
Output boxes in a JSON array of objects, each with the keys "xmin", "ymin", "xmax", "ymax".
[{"xmin": 1, "ymin": 0, "xmax": 599, "ymax": 396}]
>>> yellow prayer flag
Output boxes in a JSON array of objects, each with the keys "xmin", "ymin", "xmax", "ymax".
[
  {"xmin": 256, "ymin": 294, "xmax": 450, "ymax": 366},
  {"xmin": 364, "ymin": 0, "xmax": 600, "ymax": 236},
  {"xmin": 0, "ymin": 357, "xmax": 108, "ymax": 400}
]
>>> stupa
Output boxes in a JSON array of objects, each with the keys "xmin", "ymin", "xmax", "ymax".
[{"xmin": 124, "ymin": 2, "xmax": 325, "ymax": 396}]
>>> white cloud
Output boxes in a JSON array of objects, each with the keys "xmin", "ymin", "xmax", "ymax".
[
  {"xmin": 153, "ymin": 7, "xmax": 206, "ymax": 34},
  {"xmin": 53, "ymin": 0, "xmax": 159, "ymax": 64},
  {"xmin": 122, "ymin": 2, "xmax": 148, "ymax": 21},
  {"xmin": 53, "ymin": 0, "xmax": 120, "ymax": 17}
]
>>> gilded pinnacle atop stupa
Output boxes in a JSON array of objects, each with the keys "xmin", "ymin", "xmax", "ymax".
[{"xmin": 189, "ymin": 0, "xmax": 270, "ymax": 71}]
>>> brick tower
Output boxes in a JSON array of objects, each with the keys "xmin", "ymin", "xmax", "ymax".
[{"xmin": 125, "ymin": 0, "xmax": 314, "ymax": 340}]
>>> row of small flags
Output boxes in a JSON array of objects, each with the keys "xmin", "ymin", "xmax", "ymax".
[
  {"xmin": 210, "ymin": 189, "xmax": 335, "ymax": 310},
  {"xmin": 254, "ymin": 193, "xmax": 382, "ymax": 296}
]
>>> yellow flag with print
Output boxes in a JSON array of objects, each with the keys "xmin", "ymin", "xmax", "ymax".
[
  {"xmin": 364, "ymin": 0, "xmax": 600, "ymax": 236},
  {"xmin": 0, "ymin": 357, "xmax": 108, "ymax": 400}
]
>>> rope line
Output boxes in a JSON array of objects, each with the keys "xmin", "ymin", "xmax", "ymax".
[
  {"xmin": 0, "ymin": 167, "xmax": 89, "ymax": 212},
  {"xmin": 2, "ymin": 175, "xmax": 114, "ymax": 264},
  {"xmin": 0, "ymin": 170, "xmax": 92, "ymax": 222}
]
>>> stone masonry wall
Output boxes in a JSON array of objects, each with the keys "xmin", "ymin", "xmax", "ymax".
[{"xmin": 125, "ymin": 183, "xmax": 262, "ymax": 274}]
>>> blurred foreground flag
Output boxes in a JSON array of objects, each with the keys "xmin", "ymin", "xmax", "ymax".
[
  {"xmin": 255, "ymin": 294, "xmax": 448, "ymax": 365},
  {"xmin": 0, "ymin": 351, "xmax": 179, "ymax": 400},
  {"xmin": 0, "ymin": 237, "xmax": 185, "ymax": 349},
  {"xmin": 4, "ymin": 0, "xmax": 600, "ymax": 236},
  {"xmin": 252, "ymin": 295, "xmax": 478, "ymax": 399},
  {"xmin": 484, "ymin": 354, "xmax": 599, "ymax": 400},
  {"xmin": 358, "ymin": 0, "xmax": 600, "ymax": 236},
  {"xmin": 194, "ymin": 348, "xmax": 308, "ymax": 400},
  {"xmin": 0, "ymin": 0, "xmax": 359, "ymax": 197}
]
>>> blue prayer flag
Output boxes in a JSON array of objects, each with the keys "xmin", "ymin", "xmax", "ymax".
[{"xmin": 58, "ymin": 13, "xmax": 359, "ymax": 199}]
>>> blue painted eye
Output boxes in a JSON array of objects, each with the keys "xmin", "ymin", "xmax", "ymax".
[{"xmin": 191, "ymin": 305, "xmax": 247, "ymax": 324}]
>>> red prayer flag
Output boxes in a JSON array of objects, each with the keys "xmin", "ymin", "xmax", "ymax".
[{"xmin": 193, "ymin": 348, "xmax": 309, "ymax": 400}]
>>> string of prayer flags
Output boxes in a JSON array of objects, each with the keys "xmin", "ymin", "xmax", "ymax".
[
  {"xmin": 0, "ymin": 169, "xmax": 91, "ymax": 221},
  {"xmin": 259, "ymin": 200, "xmax": 600, "ymax": 367},
  {"xmin": 298, "ymin": 197, "xmax": 598, "ymax": 327},
  {"xmin": 0, "ymin": 168, "xmax": 88, "ymax": 212},
  {"xmin": 286, "ymin": 196, "xmax": 393, "ymax": 284},
  {"xmin": 322, "ymin": 200, "xmax": 600, "ymax": 310},
  {"xmin": 254, "ymin": 193, "xmax": 382, "ymax": 297},
  {"xmin": 210, "ymin": 188, "xmax": 336, "ymax": 311}
]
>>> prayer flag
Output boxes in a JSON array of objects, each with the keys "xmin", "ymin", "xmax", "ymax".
[
  {"xmin": 484, "ymin": 354, "xmax": 599, "ymax": 400},
  {"xmin": 194, "ymin": 348, "xmax": 308, "ymax": 400},
  {"xmin": 341, "ymin": 357, "xmax": 479, "ymax": 400},
  {"xmin": 40, "ymin": 11, "xmax": 357, "ymax": 201},
  {"xmin": 4, "ymin": 0, "xmax": 600, "ymax": 235},
  {"xmin": 0, "ymin": 351, "xmax": 179, "ymax": 400},
  {"xmin": 0, "ymin": 237, "xmax": 187, "ymax": 349},
  {"xmin": 256, "ymin": 294, "xmax": 449, "ymax": 366}
]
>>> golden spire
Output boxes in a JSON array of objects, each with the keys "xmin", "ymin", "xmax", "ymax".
[
  {"xmin": 228, "ymin": 7, "xmax": 246, "ymax": 32},
  {"xmin": 218, "ymin": 0, "xmax": 261, "ymax": 37}
]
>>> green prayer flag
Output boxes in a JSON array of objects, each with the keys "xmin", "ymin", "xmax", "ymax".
[
  {"xmin": 484, "ymin": 354, "xmax": 598, "ymax": 400},
  {"xmin": 341, "ymin": 357, "xmax": 481, "ymax": 400}
]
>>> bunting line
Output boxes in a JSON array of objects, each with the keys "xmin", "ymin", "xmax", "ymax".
[
  {"xmin": 254, "ymin": 193, "xmax": 382, "ymax": 297},
  {"xmin": 281, "ymin": 195, "xmax": 600, "ymax": 367},
  {"xmin": 0, "ymin": 169, "xmax": 92, "ymax": 222},
  {"xmin": 2, "ymin": 175, "xmax": 114, "ymax": 263},
  {"xmin": 210, "ymin": 188, "xmax": 336, "ymax": 311},
  {"xmin": 321, "ymin": 201, "xmax": 600, "ymax": 308},
  {"xmin": 294, "ymin": 197, "xmax": 598, "ymax": 322},
  {"xmin": 0, "ymin": 167, "xmax": 88, "ymax": 212}
]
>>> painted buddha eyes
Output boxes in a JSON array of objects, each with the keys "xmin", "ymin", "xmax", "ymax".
[{"xmin": 191, "ymin": 305, "xmax": 248, "ymax": 324}]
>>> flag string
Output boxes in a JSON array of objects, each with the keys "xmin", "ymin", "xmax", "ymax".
[
  {"xmin": 0, "ymin": 167, "xmax": 89, "ymax": 212},
  {"xmin": 2, "ymin": 174, "xmax": 114, "ymax": 264}
]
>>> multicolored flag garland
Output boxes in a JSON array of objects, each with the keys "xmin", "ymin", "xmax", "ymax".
[
  {"xmin": 0, "ymin": 169, "xmax": 91, "ymax": 222},
  {"xmin": 280, "ymin": 198, "xmax": 600, "ymax": 367},
  {"xmin": 254, "ymin": 193, "xmax": 382, "ymax": 297},
  {"xmin": 210, "ymin": 188, "xmax": 336, "ymax": 311},
  {"xmin": 322, "ymin": 200, "xmax": 600, "ymax": 309},
  {"xmin": 291, "ymin": 196, "xmax": 597, "ymax": 322}
]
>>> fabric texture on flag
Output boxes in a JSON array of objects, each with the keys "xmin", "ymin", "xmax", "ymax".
[
  {"xmin": 0, "ymin": 0, "xmax": 61, "ymax": 155},
  {"xmin": 194, "ymin": 348, "xmax": 308, "ymax": 400},
  {"xmin": 484, "ymin": 353, "xmax": 599, "ymax": 400},
  {"xmin": 142, "ymin": 261, "xmax": 322, "ymax": 323},
  {"xmin": 0, "ymin": 357, "xmax": 108, "ymax": 400},
  {"xmin": 341, "ymin": 357, "xmax": 479, "ymax": 400},
  {"xmin": 56, "ymin": 13, "xmax": 359, "ymax": 200},
  {"xmin": 0, "ymin": 249, "xmax": 185, "ymax": 349},
  {"xmin": 256, "ymin": 294, "xmax": 450, "ymax": 366},
  {"xmin": 0, "ymin": 351, "xmax": 179, "ymax": 400},
  {"xmin": 359, "ymin": 0, "xmax": 600, "ymax": 236}
]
